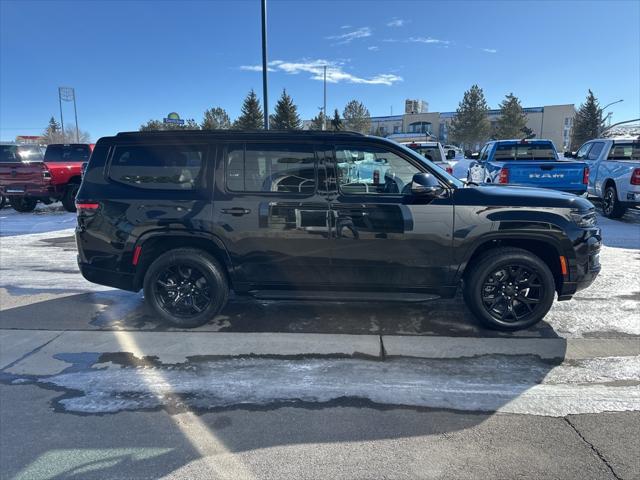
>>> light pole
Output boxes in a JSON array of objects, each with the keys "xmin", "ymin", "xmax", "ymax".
[
  {"xmin": 599, "ymin": 99, "xmax": 623, "ymax": 135},
  {"xmin": 261, "ymin": 0, "xmax": 269, "ymax": 130},
  {"xmin": 323, "ymin": 65, "xmax": 327, "ymax": 131},
  {"xmin": 59, "ymin": 87, "xmax": 79, "ymax": 142}
]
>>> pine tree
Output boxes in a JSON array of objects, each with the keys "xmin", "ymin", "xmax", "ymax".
[
  {"xmin": 270, "ymin": 89, "xmax": 302, "ymax": 130},
  {"xmin": 139, "ymin": 118, "xmax": 200, "ymax": 131},
  {"xmin": 343, "ymin": 100, "xmax": 371, "ymax": 134},
  {"xmin": 495, "ymin": 93, "xmax": 528, "ymax": 139},
  {"xmin": 571, "ymin": 89, "xmax": 601, "ymax": 149},
  {"xmin": 42, "ymin": 116, "xmax": 63, "ymax": 143},
  {"xmin": 309, "ymin": 111, "xmax": 326, "ymax": 130},
  {"xmin": 450, "ymin": 85, "xmax": 491, "ymax": 150},
  {"xmin": 331, "ymin": 109, "xmax": 343, "ymax": 131},
  {"xmin": 201, "ymin": 107, "xmax": 231, "ymax": 130},
  {"xmin": 234, "ymin": 89, "xmax": 264, "ymax": 130}
]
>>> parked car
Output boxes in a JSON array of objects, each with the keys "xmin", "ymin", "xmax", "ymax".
[
  {"xmin": 466, "ymin": 139, "xmax": 589, "ymax": 195},
  {"xmin": 568, "ymin": 137, "xmax": 640, "ymax": 218},
  {"xmin": 400, "ymin": 141, "xmax": 455, "ymax": 175},
  {"xmin": 0, "ymin": 143, "xmax": 93, "ymax": 212},
  {"xmin": 0, "ymin": 143, "xmax": 45, "ymax": 210},
  {"xmin": 76, "ymin": 130, "xmax": 601, "ymax": 331}
]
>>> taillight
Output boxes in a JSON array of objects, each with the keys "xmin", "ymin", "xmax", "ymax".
[
  {"xmin": 498, "ymin": 168, "xmax": 509, "ymax": 184},
  {"xmin": 583, "ymin": 167, "xmax": 589, "ymax": 185},
  {"xmin": 41, "ymin": 163, "xmax": 51, "ymax": 180},
  {"xmin": 631, "ymin": 168, "xmax": 640, "ymax": 185},
  {"xmin": 75, "ymin": 202, "xmax": 99, "ymax": 212}
]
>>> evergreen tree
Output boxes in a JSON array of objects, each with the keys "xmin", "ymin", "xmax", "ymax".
[
  {"xmin": 331, "ymin": 109, "xmax": 343, "ymax": 131},
  {"xmin": 520, "ymin": 125, "xmax": 535, "ymax": 139},
  {"xmin": 309, "ymin": 111, "xmax": 326, "ymax": 130},
  {"xmin": 42, "ymin": 116, "xmax": 63, "ymax": 143},
  {"xmin": 270, "ymin": 89, "xmax": 302, "ymax": 130},
  {"xmin": 343, "ymin": 100, "xmax": 371, "ymax": 134},
  {"xmin": 201, "ymin": 107, "xmax": 231, "ymax": 130},
  {"xmin": 495, "ymin": 93, "xmax": 528, "ymax": 139},
  {"xmin": 139, "ymin": 118, "xmax": 200, "ymax": 131},
  {"xmin": 571, "ymin": 89, "xmax": 601, "ymax": 149},
  {"xmin": 450, "ymin": 84, "xmax": 491, "ymax": 150},
  {"xmin": 234, "ymin": 89, "xmax": 264, "ymax": 130}
]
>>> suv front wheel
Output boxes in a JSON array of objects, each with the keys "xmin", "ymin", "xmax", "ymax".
[
  {"xmin": 143, "ymin": 248, "xmax": 229, "ymax": 328},
  {"xmin": 463, "ymin": 248, "xmax": 556, "ymax": 330}
]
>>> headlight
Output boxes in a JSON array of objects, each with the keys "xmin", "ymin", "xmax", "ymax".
[{"xmin": 570, "ymin": 210, "xmax": 597, "ymax": 228}]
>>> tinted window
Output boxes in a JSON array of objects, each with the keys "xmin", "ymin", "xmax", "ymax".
[
  {"xmin": 587, "ymin": 142, "xmax": 604, "ymax": 160},
  {"xmin": 109, "ymin": 144, "xmax": 204, "ymax": 190},
  {"xmin": 405, "ymin": 145, "xmax": 443, "ymax": 162},
  {"xmin": 335, "ymin": 145, "xmax": 420, "ymax": 195},
  {"xmin": 607, "ymin": 143, "xmax": 640, "ymax": 161},
  {"xmin": 44, "ymin": 144, "xmax": 91, "ymax": 162},
  {"xmin": 493, "ymin": 142, "xmax": 557, "ymax": 161},
  {"xmin": 226, "ymin": 144, "xmax": 316, "ymax": 194},
  {"xmin": 0, "ymin": 145, "xmax": 19, "ymax": 163},
  {"xmin": 0, "ymin": 145, "xmax": 43, "ymax": 162}
]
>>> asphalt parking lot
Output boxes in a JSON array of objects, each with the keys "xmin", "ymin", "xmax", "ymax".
[{"xmin": 1, "ymin": 203, "xmax": 639, "ymax": 479}]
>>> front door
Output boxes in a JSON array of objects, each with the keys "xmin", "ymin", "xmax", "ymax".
[
  {"xmin": 213, "ymin": 142, "xmax": 332, "ymax": 288},
  {"xmin": 325, "ymin": 142, "xmax": 455, "ymax": 290}
]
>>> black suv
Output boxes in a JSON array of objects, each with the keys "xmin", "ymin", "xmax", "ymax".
[{"xmin": 76, "ymin": 130, "xmax": 601, "ymax": 330}]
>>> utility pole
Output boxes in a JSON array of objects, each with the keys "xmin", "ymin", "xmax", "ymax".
[
  {"xmin": 73, "ymin": 91, "xmax": 80, "ymax": 142},
  {"xmin": 261, "ymin": 0, "xmax": 269, "ymax": 130},
  {"xmin": 58, "ymin": 88, "xmax": 65, "ymax": 136},
  {"xmin": 323, "ymin": 65, "xmax": 327, "ymax": 130}
]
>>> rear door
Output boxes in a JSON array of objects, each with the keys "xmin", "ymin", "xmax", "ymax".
[
  {"xmin": 212, "ymin": 141, "xmax": 332, "ymax": 288},
  {"xmin": 325, "ymin": 141, "xmax": 454, "ymax": 289}
]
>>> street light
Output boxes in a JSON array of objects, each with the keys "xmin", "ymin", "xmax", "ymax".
[
  {"xmin": 261, "ymin": 0, "xmax": 269, "ymax": 130},
  {"xmin": 599, "ymin": 99, "xmax": 623, "ymax": 135}
]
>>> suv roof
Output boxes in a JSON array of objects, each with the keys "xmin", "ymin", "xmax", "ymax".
[{"xmin": 115, "ymin": 129, "xmax": 365, "ymax": 138}]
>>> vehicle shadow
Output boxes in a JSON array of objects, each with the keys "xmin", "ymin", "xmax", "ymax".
[{"xmin": 1, "ymin": 289, "xmax": 560, "ymax": 338}]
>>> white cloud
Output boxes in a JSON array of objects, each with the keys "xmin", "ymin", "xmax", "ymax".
[
  {"xmin": 326, "ymin": 27, "xmax": 372, "ymax": 44},
  {"xmin": 241, "ymin": 59, "xmax": 402, "ymax": 86},
  {"xmin": 408, "ymin": 36, "xmax": 451, "ymax": 45},
  {"xmin": 239, "ymin": 65, "xmax": 275, "ymax": 72},
  {"xmin": 482, "ymin": 48, "xmax": 498, "ymax": 53},
  {"xmin": 387, "ymin": 18, "xmax": 405, "ymax": 27},
  {"xmin": 368, "ymin": 46, "xmax": 379, "ymax": 51}
]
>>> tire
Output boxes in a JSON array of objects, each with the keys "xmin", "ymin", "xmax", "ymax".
[
  {"xmin": 9, "ymin": 196, "xmax": 37, "ymax": 213},
  {"xmin": 0, "ymin": 196, "xmax": 6, "ymax": 209},
  {"xmin": 601, "ymin": 185, "xmax": 626, "ymax": 219},
  {"xmin": 62, "ymin": 183, "xmax": 80, "ymax": 212},
  {"xmin": 462, "ymin": 247, "xmax": 556, "ymax": 331},
  {"xmin": 143, "ymin": 248, "xmax": 229, "ymax": 328}
]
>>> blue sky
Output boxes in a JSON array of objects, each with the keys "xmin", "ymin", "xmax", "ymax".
[{"xmin": 1, "ymin": 0, "xmax": 639, "ymax": 141}]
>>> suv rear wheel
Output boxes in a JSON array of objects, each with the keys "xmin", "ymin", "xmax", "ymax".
[
  {"xmin": 602, "ymin": 184, "xmax": 626, "ymax": 219},
  {"xmin": 9, "ymin": 196, "xmax": 37, "ymax": 213},
  {"xmin": 463, "ymin": 248, "xmax": 555, "ymax": 330},
  {"xmin": 143, "ymin": 248, "xmax": 229, "ymax": 328}
]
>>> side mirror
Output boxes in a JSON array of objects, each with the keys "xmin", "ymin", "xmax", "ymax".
[
  {"xmin": 563, "ymin": 151, "xmax": 574, "ymax": 158},
  {"xmin": 411, "ymin": 172, "xmax": 445, "ymax": 197},
  {"xmin": 470, "ymin": 152, "xmax": 480, "ymax": 160},
  {"xmin": 446, "ymin": 150, "xmax": 456, "ymax": 160}
]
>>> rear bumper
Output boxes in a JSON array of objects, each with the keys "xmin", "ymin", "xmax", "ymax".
[
  {"xmin": 0, "ymin": 183, "xmax": 63, "ymax": 198},
  {"xmin": 78, "ymin": 260, "xmax": 138, "ymax": 292}
]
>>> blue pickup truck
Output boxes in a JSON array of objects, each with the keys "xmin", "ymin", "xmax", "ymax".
[{"xmin": 467, "ymin": 139, "xmax": 589, "ymax": 195}]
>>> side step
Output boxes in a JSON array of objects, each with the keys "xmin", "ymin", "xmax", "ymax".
[{"xmin": 249, "ymin": 290, "xmax": 441, "ymax": 303}]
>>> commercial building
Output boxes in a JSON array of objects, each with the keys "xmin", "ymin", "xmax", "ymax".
[{"xmin": 305, "ymin": 101, "xmax": 577, "ymax": 152}]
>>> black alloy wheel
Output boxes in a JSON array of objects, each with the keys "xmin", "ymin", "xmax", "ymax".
[
  {"xmin": 154, "ymin": 264, "xmax": 212, "ymax": 318},
  {"xmin": 480, "ymin": 265, "xmax": 543, "ymax": 323}
]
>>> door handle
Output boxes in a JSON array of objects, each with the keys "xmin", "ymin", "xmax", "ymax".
[{"xmin": 221, "ymin": 207, "xmax": 251, "ymax": 216}]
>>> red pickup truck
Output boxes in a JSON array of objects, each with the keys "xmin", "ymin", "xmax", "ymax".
[{"xmin": 0, "ymin": 143, "xmax": 93, "ymax": 212}]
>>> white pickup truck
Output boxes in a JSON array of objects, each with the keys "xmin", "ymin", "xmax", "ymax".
[{"xmin": 570, "ymin": 137, "xmax": 640, "ymax": 218}]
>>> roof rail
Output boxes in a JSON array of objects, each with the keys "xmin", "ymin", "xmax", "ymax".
[{"xmin": 116, "ymin": 129, "xmax": 365, "ymax": 137}]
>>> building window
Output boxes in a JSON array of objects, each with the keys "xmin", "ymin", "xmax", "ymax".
[
  {"xmin": 408, "ymin": 121, "xmax": 432, "ymax": 134},
  {"xmin": 393, "ymin": 125, "xmax": 400, "ymax": 134}
]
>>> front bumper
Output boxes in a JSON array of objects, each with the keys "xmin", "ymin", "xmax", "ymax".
[{"xmin": 557, "ymin": 227, "xmax": 602, "ymax": 300}]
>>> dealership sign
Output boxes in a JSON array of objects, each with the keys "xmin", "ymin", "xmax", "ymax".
[{"xmin": 163, "ymin": 112, "xmax": 185, "ymax": 125}]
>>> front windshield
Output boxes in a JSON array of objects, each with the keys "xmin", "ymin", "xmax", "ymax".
[
  {"xmin": 395, "ymin": 142, "xmax": 464, "ymax": 188},
  {"xmin": 608, "ymin": 143, "xmax": 640, "ymax": 161}
]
